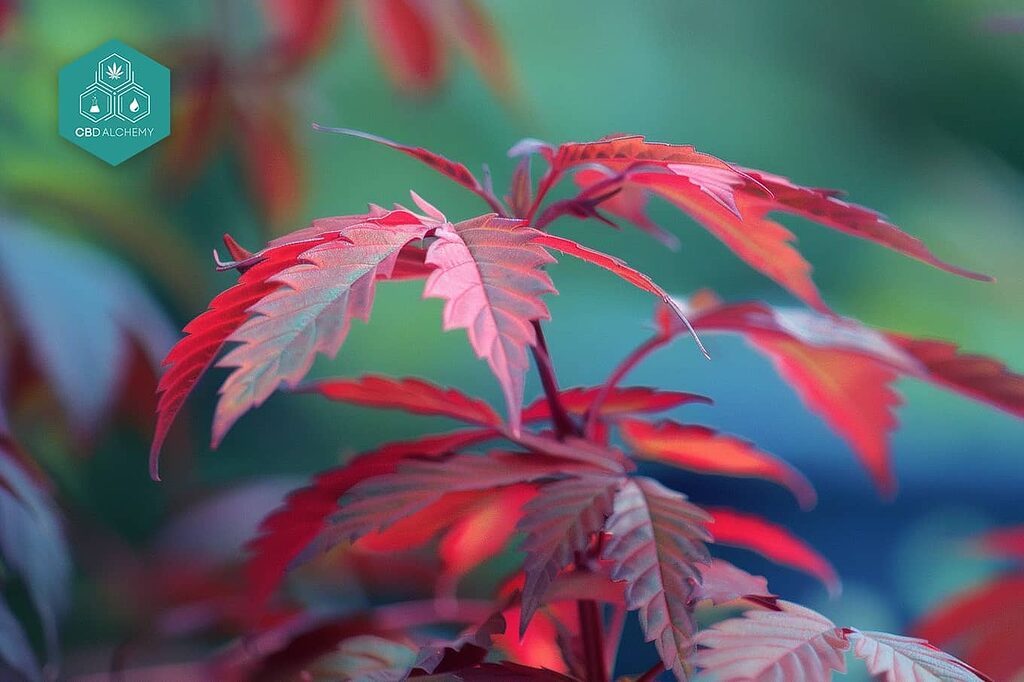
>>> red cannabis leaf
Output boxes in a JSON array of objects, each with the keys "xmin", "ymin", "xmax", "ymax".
[
  {"xmin": 657, "ymin": 290, "xmax": 1024, "ymax": 495},
  {"xmin": 423, "ymin": 215, "xmax": 556, "ymax": 429},
  {"xmin": 695, "ymin": 600, "xmax": 990, "ymax": 682},
  {"xmin": 601, "ymin": 476, "xmax": 712, "ymax": 679},
  {"xmin": 146, "ymin": 129, "xmax": 1016, "ymax": 682},
  {"xmin": 706, "ymin": 507, "xmax": 839, "ymax": 594},
  {"xmin": 541, "ymin": 135, "xmax": 989, "ymax": 310},
  {"xmin": 620, "ymin": 418, "xmax": 816, "ymax": 509},
  {"xmin": 150, "ymin": 207, "xmax": 439, "ymax": 476},
  {"xmin": 298, "ymin": 375, "xmax": 502, "ymax": 427}
]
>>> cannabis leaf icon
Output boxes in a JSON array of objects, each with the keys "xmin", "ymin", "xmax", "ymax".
[{"xmin": 106, "ymin": 63, "xmax": 123, "ymax": 80}]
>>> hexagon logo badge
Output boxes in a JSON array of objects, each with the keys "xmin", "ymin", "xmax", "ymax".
[{"xmin": 59, "ymin": 40, "xmax": 170, "ymax": 165}]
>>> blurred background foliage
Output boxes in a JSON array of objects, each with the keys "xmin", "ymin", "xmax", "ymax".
[{"xmin": 1, "ymin": 0, "xmax": 1023, "ymax": 677}]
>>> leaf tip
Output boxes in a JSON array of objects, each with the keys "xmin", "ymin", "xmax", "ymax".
[
  {"xmin": 664, "ymin": 297, "xmax": 711, "ymax": 359},
  {"xmin": 148, "ymin": 445, "xmax": 162, "ymax": 482}
]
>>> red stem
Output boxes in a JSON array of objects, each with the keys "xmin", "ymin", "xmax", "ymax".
[
  {"xmin": 530, "ymin": 321, "xmax": 578, "ymax": 438},
  {"xmin": 578, "ymin": 598, "xmax": 609, "ymax": 682},
  {"xmin": 479, "ymin": 185, "xmax": 509, "ymax": 216},
  {"xmin": 525, "ymin": 167, "xmax": 563, "ymax": 225},
  {"xmin": 637, "ymin": 662, "xmax": 665, "ymax": 682},
  {"xmin": 584, "ymin": 333, "xmax": 669, "ymax": 438},
  {"xmin": 525, "ymin": 163, "xmax": 610, "ymax": 678}
]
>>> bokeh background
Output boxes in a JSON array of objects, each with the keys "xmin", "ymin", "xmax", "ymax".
[{"xmin": 1, "ymin": 0, "xmax": 1023, "ymax": 678}]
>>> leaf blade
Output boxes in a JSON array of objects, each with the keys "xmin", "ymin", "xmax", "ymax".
[
  {"xmin": 849, "ymin": 629, "xmax": 991, "ymax": 682},
  {"xmin": 601, "ymin": 477, "xmax": 712, "ymax": 680},
  {"xmin": 620, "ymin": 418, "xmax": 816, "ymax": 509},
  {"xmin": 693, "ymin": 600, "xmax": 849, "ymax": 682},
  {"xmin": 518, "ymin": 475, "xmax": 620, "ymax": 634},
  {"xmin": 424, "ymin": 216, "xmax": 556, "ymax": 429},
  {"xmin": 212, "ymin": 217, "xmax": 431, "ymax": 445},
  {"xmin": 707, "ymin": 507, "xmax": 839, "ymax": 595},
  {"xmin": 298, "ymin": 375, "xmax": 502, "ymax": 426}
]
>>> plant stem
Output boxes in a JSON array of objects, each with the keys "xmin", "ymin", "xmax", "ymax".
[
  {"xmin": 530, "ymin": 321, "xmax": 578, "ymax": 438},
  {"xmin": 584, "ymin": 333, "xmax": 669, "ymax": 438},
  {"xmin": 637, "ymin": 662, "xmax": 665, "ymax": 682},
  {"xmin": 526, "ymin": 168, "xmax": 563, "ymax": 225},
  {"xmin": 604, "ymin": 604, "xmax": 627, "ymax": 675},
  {"xmin": 578, "ymin": 598, "xmax": 609, "ymax": 682}
]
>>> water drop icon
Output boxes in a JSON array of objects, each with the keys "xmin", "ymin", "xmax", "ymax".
[{"xmin": 129, "ymin": 98, "xmax": 140, "ymax": 113}]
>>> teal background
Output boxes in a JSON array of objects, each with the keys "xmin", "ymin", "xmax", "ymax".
[
  {"xmin": 1, "ymin": 1, "xmax": 1023, "ymax": 678},
  {"xmin": 57, "ymin": 39, "xmax": 169, "ymax": 165}
]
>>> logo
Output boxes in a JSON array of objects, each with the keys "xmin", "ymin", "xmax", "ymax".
[{"xmin": 59, "ymin": 40, "xmax": 170, "ymax": 165}]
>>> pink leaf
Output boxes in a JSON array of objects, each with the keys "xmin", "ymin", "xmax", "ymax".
[
  {"xmin": 424, "ymin": 216, "xmax": 556, "ymax": 429},
  {"xmin": 693, "ymin": 600, "xmax": 849, "ymax": 681},
  {"xmin": 518, "ymin": 475, "xmax": 620, "ymax": 634},
  {"xmin": 690, "ymin": 558, "xmax": 775, "ymax": 607},
  {"xmin": 601, "ymin": 476, "xmax": 712, "ymax": 680},
  {"xmin": 213, "ymin": 217, "xmax": 431, "ymax": 445},
  {"xmin": 848, "ymin": 629, "xmax": 991, "ymax": 682}
]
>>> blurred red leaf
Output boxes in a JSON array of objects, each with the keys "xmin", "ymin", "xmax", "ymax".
[
  {"xmin": 975, "ymin": 525, "xmax": 1024, "ymax": 560},
  {"xmin": 443, "ymin": 0, "xmax": 516, "ymax": 98},
  {"xmin": 245, "ymin": 430, "xmax": 484, "ymax": 605},
  {"xmin": 662, "ymin": 291, "xmax": 1024, "ymax": 495},
  {"xmin": 914, "ymin": 573, "xmax": 1024, "ymax": 681},
  {"xmin": 235, "ymin": 100, "xmax": 305, "ymax": 228},
  {"xmin": 522, "ymin": 386, "xmax": 709, "ymax": 422},
  {"xmin": 439, "ymin": 484, "xmax": 536, "ymax": 582},
  {"xmin": 0, "ymin": 222, "xmax": 174, "ymax": 443},
  {"xmin": 620, "ymin": 419, "xmax": 816, "ymax": 509},
  {"xmin": 0, "ymin": 0, "xmax": 15, "ymax": 38},
  {"xmin": 298, "ymin": 375, "xmax": 502, "ymax": 426},
  {"xmin": 706, "ymin": 507, "xmax": 839, "ymax": 594},
  {"xmin": 493, "ymin": 604, "xmax": 572, "ymax": 675},
  {"xmin": 264, "ymin": 0, "xmax": 343, "ymax": 70},
  {"xmin": 160, "ymin": 51, "xmax": 227, "ymax": 190},
  {"xmin": 363, "ymin": 0, "xmax": 444, "ymax": 94}
]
